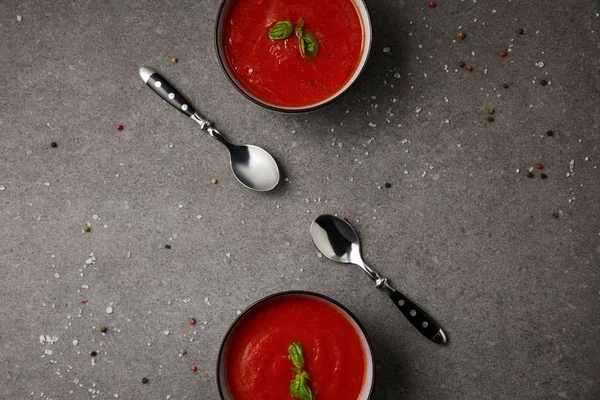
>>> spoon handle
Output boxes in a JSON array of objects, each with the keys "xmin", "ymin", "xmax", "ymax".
[
  {"xmin": 378, "ymin": 279, "xmax": 447, "ymax": 344},
  {"xmin": 139, "ymin": 67, "xmax": 197, "ymax": 117}
]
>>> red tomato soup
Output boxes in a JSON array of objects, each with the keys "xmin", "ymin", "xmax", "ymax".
[
  {"xmin": 223, "ymin": 0, "xmax": 365, "ymax": 108},
  {"xmin": 224, "ymin": 295, "xmax": 368, "ymax": 399}
]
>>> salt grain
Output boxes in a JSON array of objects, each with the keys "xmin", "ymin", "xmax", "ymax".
[
  {"xmin": 106, "ymin": 306, "xmax": 113, "ymax": 314},
  {"xmin": 382, "ymin": 47, "xmax": 391, "ymax": 53},
  {"xmin": 17, "ymin": 15, "xmax": 22, "ymax": 21}
]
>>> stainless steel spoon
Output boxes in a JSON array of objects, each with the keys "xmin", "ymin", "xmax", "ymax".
[
  {"xmin": 139, "ymin": 67, "xmax": 280, "ymax": 191},
  {"xmin": 310, "ymin": 214, "xmax": 447, "ymax": 344}
]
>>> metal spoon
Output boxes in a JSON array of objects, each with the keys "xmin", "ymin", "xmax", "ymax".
[
  {"xmin": 310, "ymin": 214, "xmax": 447, "ymax": 344},
  {"xmin": 139, "ymin": 67, "xmax": 280, "ymax": 191}
]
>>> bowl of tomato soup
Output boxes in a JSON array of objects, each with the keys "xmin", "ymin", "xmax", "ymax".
[
  {"xmin": 217, "ymin": 291, "xmax": 374, "ymax": 399},
  {"xmin": 215, "ymin": 0, "xmax": 372, "ymax": 111}
]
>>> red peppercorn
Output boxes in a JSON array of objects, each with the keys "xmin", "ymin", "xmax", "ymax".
[
  {"xmin": 191, "ymin": 366, "xmax": 197, "ymax": 372},
  {"xmin": 116, "ymin": 124, "xmax": 123, "ymax": 131},
  {"xmin": 429, "ymin": 1, "xmax": 436, "ymax": 7},
  {"xmin": 82, "ymin": 299, "xmax": 88, "ymax": 305},
  {"xmin": 343, "ymin": 217, "xmax": 349, "ymax": 222},
  {"xmin": 500, "ymin": 51, "xmax": 507, "ymax": 57},
  {"xmin": 190, "ymin": 318, "xmax": 197, "ymax": 325},
  {"xmin": 535, "ymin": 163, "xmax": 544, "ymax": 170},
  {"xmin": 465, "ymin": 65, "xmax": 473, "ymax": 72}
]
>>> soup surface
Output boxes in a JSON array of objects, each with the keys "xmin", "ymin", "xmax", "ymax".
[
  {"xmin": 225, "ymin": 295, "xmax": 368, "ymax": 399},
  {"xmin": 223, "ymin": 0, "xmax": 365, "ymax": 107}
]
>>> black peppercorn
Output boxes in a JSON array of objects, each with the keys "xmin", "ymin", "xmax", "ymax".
[
  {"xmin": 90, "ymin": 351, "xmax": 97, "ymax": 357},
  {"xmin": 50, "ymin": 142, "xmax": 57, "ymax": 148},
  {"xmin": 540, "ymin": 173, "xmax": 548, "ymax": 179},
  {"xmin": 546, "ymin": 130, "xmax": 554, "ymax": 137},
  {"xmin": 100, "ymin": 326, "xmax": 107, "ymax": 333},
  {"xmin": 527, "ymin": 172, "xmax": 534, "ymax": 178},
  {"xmin": 552, "ymin": 212, "xmax": 560, "ymax": 219},
  {"xmin": 384, "ymin": 182, "xmax": 391, "ymax": 188},
  {"xmin": 487, "ymin": 116, "xmax": 495, "ymax": 122},
  {"xmin": 517, "ymin": 28, "xmax": 525, "ymax": 35},
  {"xmin": 502, "ymin": 83, "xmax": 509, "ymax": 89},
  {"xmin": 540, "ymin": 79, "xmax": 547, "ymax": 86},
  {"xmin": 141, "ymin": 377, "xmax": 149, "ymax": 384},
  {"xmin": 165, "ymin": 244, "xmax": 171, "ymax": 249}
]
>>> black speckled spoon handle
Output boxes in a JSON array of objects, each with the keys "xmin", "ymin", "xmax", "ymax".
[
  {"xmin": 139, "ymin": 67, "xmax": 196, "ymax": 117},
  {"xmin": 378, "ymin": 280, "xmax": 447, "ymax": 344}
]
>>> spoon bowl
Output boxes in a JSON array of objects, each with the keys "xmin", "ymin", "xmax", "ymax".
[
  {"xmin": 310, "ymin": 215, "xmax": 363, "ymax": 264},
  {"xmin": 229, "ymin": 145, "xmax": 280, "ymax": 191}
]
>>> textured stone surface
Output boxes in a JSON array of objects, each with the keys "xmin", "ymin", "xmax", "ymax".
[{"xmin": 1, "ymin": 0, "xmax": 599, "ymax": 399}]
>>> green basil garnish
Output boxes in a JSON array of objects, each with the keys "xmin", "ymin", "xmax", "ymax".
[
  {"xmin": 288, "ymin": 343, "xmax": 315, "ymax": 400},
  {"xmin": 301, "ymin": 30, "xmax": 318, "ymax": 59},
  {"xmin": 269, "ymin": 21, "xmax": 294, "ymax": 40},
  {"xmin": 268, "ymin": 17, "xmax": 318, "ymax": 61},
  {"xmin": 290, "ymin": 371, "xmax": 314, "ymax": 400}
]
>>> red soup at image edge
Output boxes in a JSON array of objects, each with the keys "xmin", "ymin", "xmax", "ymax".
[
  {"xmin": 224, "ymin": 295, "xmax": 368, "ymax": 400},
  {"xmin": 223, "ymin": 0, "xmax": 365, "ymax": 107}
]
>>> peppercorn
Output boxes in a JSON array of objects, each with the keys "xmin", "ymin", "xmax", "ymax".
[
  {"xmin": 465, "ymin": 65, "xmax": 473, "ymax": 72},
  {"xmin": 527, "ymin": 172, "xmax": 534, "ymax": 178},
  {"xmin": 83, "ymin": 226, "xmax": 91, "ymax": 233},
  {"xmin": 82, "ymin": 299, "xmax": 88, "ymax": 305},
  {"xmin": 502, "ymin": 83, "xmax": 509, "ymax": 89},
  {"xmin": 487, "ymin": 116, "xmax": 494, "ymax": 122},
  {"xmin": 171, "ymin": 57, "xmax": 178, "ymax": 63},
  {"xmin": 456, "ymin": 31, "xmax": 465, "ymax": 40},
  {"xmin": 517, "ymin": 28, "xmax": 525, "ymax": 35},
  {"xmin": 552, "ymin": 212, "xmax": 560, "ymax": 219},
  {"xmin": 540, "ymin": 173, "xmax": 548, "ymax": 179},
  {"xmin": 540, "ymin": 79, "xmax": 547, "ymax": 86},
  {"xmin": 141, "ymin": 377, "xmax": 149, "ymax": 384},
  {"xmin": 179, "ymin": 349, "xmax": 187, "ymax": 356},
  {"xmin": 343, "ymin": 217, "xmax": 349, "ymax": 222},
  {"xmin": 546, "ymin": 130, "xmax": 554, "ymax": 137},
  {"xmin": 535, "ymin": 163, "xmax": 544, "ymax": 170},
  {"xmin": 100, "ymin": 326, "xmax": 107, "ymax": 333},
  {"xmin": 500, "ymin": 51, "xmax": 507, "ymax": 57},
  {"xmin": 429, "ymin": 1, "xmax": 436, "ymax": 7},
  {"xmin": 116, "ymin": 124, "xmax": 123, "ymax": 131},
  {"xmin": 384, "ymin": 182, "xmax": 391, "ymax": 188},
  {"xmin": 165, "ymin": 244, "xmax": 171, "ymax": 249},
  {"xmin": 486, "ymin": 107, "xmax": 494, "ymax": 115},
  {"xmin": 191, "ymin": 366, "xmax": 197, "ymax": 372},
  {"xmin": 90, "ymin": 351, "xmax": 97, "ymax": 357},
  {"xmin": 458, "ymin": 61, "xmax": 465, "ymax": 68},
  {"xmin": 211, "ymin": 178, "xmax": 218, "ymax": 184},
  {"xmin": 190, "ymin": 318, "xmax": 197, "ymax": 325},
  {"xmin": 50, "ymin": 142, "xmax": 57, "ymax": 148}
]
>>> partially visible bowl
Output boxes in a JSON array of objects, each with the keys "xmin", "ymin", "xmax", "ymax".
[
  {"xmin": 215, "ymin": 0, "xmax": 372, "ymax": 112},
  {"xmin": 217, "ymin": 291, "xmax": 375, "ymax": 399}
]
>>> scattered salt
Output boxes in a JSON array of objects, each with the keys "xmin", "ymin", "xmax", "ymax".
[{"xmin": 106, "ymin": 306, "xmax": 113, "ymax": 314}]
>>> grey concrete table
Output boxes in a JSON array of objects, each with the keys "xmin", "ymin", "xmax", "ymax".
[{"xmin": 1, "ymin": 0, "xmax": 599, "ymax": 399}]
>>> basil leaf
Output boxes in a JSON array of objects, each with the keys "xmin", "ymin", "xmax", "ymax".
[
  {"xmin": 269, "ymin": 21, "xmax": 294, "ymax": 40},
  {"xmin": 289, "ymin": 342, "xmax": 305, "ymax": 370},
  {"xmin": 302, "ymin": 30, "xmax": 318, "ymax": 59},
  {"xmin": 299, "ymin": 37, "xmax": 307, "ymax": 57},
  {"xmin": 289, "ymin": 372, "xmax": 314, "ymax": 400}
]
